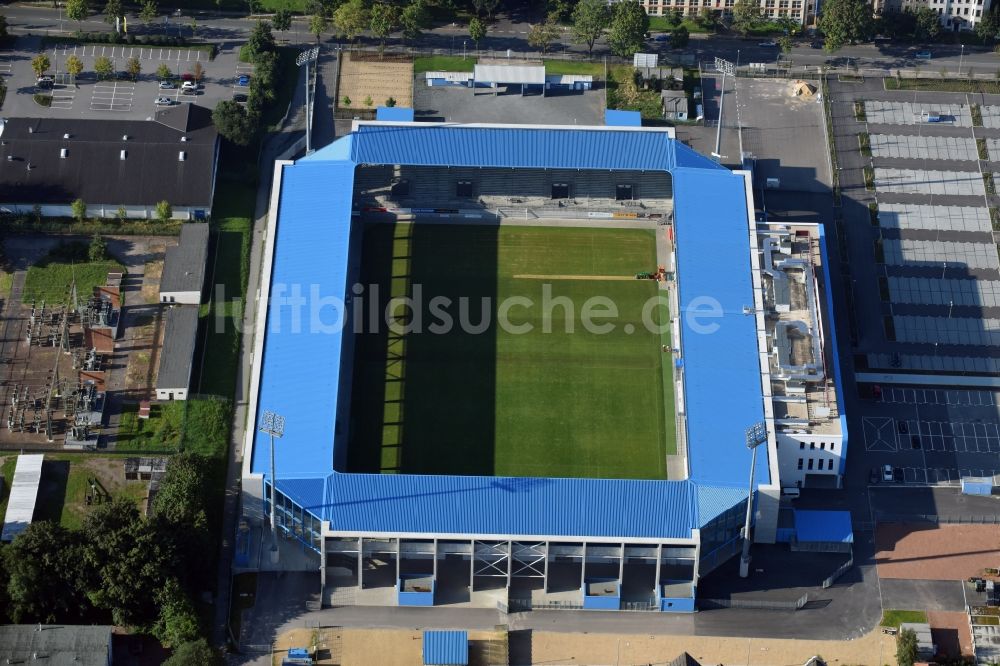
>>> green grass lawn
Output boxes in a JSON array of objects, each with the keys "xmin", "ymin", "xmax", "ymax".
[
  {"xmin": 544, "ymin": 60, "xmax": 605, "ymax": 77},
  {"xmin": 348, "ymin": 225, "xmax": 674, "ymax": 480},
  {"xmin": 884, "ymin": 77, "xmax": 1000, "ymax": 94},
  {"xmin": 413, "ymin": 55, "xmax": 478, "ymax": 74},
  {"xmin": 116, "ymin": 403, "xmax": 185, "ymax": 452},
  {"xmin": 880, "ymin": 609, "xmax": 928, "ymax": 628},
  {"xmin": 648, "ymin": 16, "xmax": 712, "ymax": 33},
  {"xmin": 23, "ymin": 258, "xmax": 124, "ymax": 305},
  {"xmin": 607, "ymin": 65, "xmax": 663, "ymax": 120}
]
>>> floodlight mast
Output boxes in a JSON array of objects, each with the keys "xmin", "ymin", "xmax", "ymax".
[
  {"xmin": 740, "ymin": 421, "xmax": 768, "ymax": 578},
  {"xmin": 712, "ymin": 57, "xmax": 735, "ymax": 162},
  {"xmin": 296, "ymin": 47, "xmax": 320, "ymax": 154},
  {"xmin": 259, "ymin": 410, "xmax": 285, "ymax": 554}
]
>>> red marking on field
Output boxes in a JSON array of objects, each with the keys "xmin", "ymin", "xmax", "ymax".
[
  {"xmin": 927, "ymin": 610, "xmax": 974, "ymax": 659},
  {"xmin": 875, "ymin": 524, "xmax": 1000, "ymax": 581}
]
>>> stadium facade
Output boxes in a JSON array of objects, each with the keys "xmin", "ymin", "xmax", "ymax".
[{"xmin": 239, "ymin": 120, "xmax": 846, "ymax": 611}]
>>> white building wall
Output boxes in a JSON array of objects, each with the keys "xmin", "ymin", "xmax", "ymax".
[
  {"xmin": 155, "ymin": 387, "xmax": 189, "ymax": 401},
  {"xmin": 2, "ymin": 203, "xmax": 206, "ymax": 220},
  {"xmin": 777, "ymin": 432, "xmax": 844, "ymax": 487},
  {"xmin": 159, "ymin": 290, "xmax": 201, "ymax": 305}
]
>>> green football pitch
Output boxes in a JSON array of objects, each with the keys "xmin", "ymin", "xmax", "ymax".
[{"xmin": 347, "ymin": 224, "xmax": 676, "ymax": 480}]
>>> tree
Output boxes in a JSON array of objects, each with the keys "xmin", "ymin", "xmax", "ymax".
[
  {"xmin": 125, "ymin": 56, "xmax": 141, "ymax": 81},
  {"xmin": 66, "ymin": 0, "xmax": 89, "ymax": 23},
  {"xmin": 878, "ymin": 9, "xmax": 916, "ymax": 39},
  {"xmin": 245, "ymin": 20, "xmax": 276, "ymax": 62},
  {"xmin": 309, "ymin": 13, "xmax": 328, "ymax": 42},
  {"xmin": 471, "ymin": 0, "xmax": 499, "ymax": 19},
  {"xmin": 116, "ymin": 205, "xmax": 127, "ymax": 222},
  {"xmin": 153, "ymin": 579, "xmax": 200, "ymax": 647},
  {"xmin": 731, "ymin": 0, "xmax": 762, "ymax": 36},
  {"xmin": 896, "ymin": 627, "xmax": 918, "ymax": 666},
  {"xmin": 162, "ymin": 640, "xmax": 221, "ymax": 666},
  {"xmin": 192, "ymin": 61, "xmax": 205, "ymax": 83},
  {"xmin": 0, "ymin": 14, "xmax": 9, "ymax": 40},
  {"xmin": 571, "ymin": 0, "xmax": 610, "ymax": 57},
  {"xmin": 139, "ymin": 0, "xmax": 158, "ymax": 24},
  {"xmin": 697, "ymin": 7, "xmax": 717, "ymax": 29},
  {"xmin": 363, "ymin": 94, "xmax": 373, "ymax": 106},
  {"xmin": 66, "ymin": 54, "xmax": 84, "ymax": 83},
  {"xmin": 400, "ymin": 0, "xmax": 430, "ymax": 41},
  {"xmin": 31, "ymin": 54, "xmax": 51, "ymax": 78},
  {"xmin": 370, "ymin": 2, "xmax": 400, "ymax": 51},
  {"xmin": 154, "ymin": 200, "xmax": 173, "ymax": 222},
  {"xmin": 89, "ymin": 233, "xmax": 107, "ymax": 261},
  {"xmin": 778, "ymin": 33, "xmax": 793, "ymax": 53},
  {"xmin": 212, "ymin": 100, "xmax": 255, "ymax": 146},
  {"xmin": 468, "ymin": 16, "xmax": 487, "ymax": 46},
  {"xmin": 528, "ymin": 14, "xmax": 560, "ymax": 54},
  {"xmin": 82, "ymin": 498, "xmax": 176, "ymax": 627},
  {"xmin": 976, "ymin": 6, "xmax": 1000, "ymax": 41},
  {"xmin": 342, "ymin": 95, "xmax": 351, "ymax": 106},
  {"xmin": 671, "ymin": 24, "xmax": 689, "ymax": 48},
  {"xmin": 818, "ymin": 0, "xmax": 875, "ymax": 51},
  {"xmin": 385, "ymin": 96, "xmax": 396, "ymax": 106},
  {"xmin": 156, "ymin": 62, "xmax": 172, "ymax": 80},
  {"xmin": 272, "ymin": 8, "xmax": 293, "ymax": 32},
  {"xmin": 913, "ymin": 6, "xmax": 940, "ymax": 40},
  {"xmin": 103, "ymin": 0, "xmax": 122, "ymax": 25},
  {"xmin": 72, "ymin": 198, "xmax": 87, "ymax": 222},
  {"xmin": 334, "ymin": 0, "xmax": 370, "ymax": 42},
  {"xmin": 607, "ymin": 1, "xmax": 648, "ymax": 58},
  {"xmin": 4, "ymin": 521, "xmax": 92, "ymax": 623},
  {"xmin": 94, "ymin": 55, "xmax": 114, "ymax": 80}
]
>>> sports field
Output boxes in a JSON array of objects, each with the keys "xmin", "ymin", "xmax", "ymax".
[{"xmin": 347, "ymin": 224, "xmax": 675, "ymax": 480}]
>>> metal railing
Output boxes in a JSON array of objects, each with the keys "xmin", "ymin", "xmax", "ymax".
[
  {"xmin": 699, "ymin": 593, "xmax": 808, "ymax": 611},
  {"xmin": 876, "ymin": 513, "xmax": 1000, "ymax": 525},
  {"xmin": 821, "ymin": 549, "xmax": 854, "ymax": 589}
]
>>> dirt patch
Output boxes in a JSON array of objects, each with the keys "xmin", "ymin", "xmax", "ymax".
[
  {"xmin": 140, "ymin": 260, "xmax": 163, "ymax": 304},
  {"xmin": 876, "ymin": 524, "xmax": 1000, "ymax": 580},
  {"xmin": 337, "ymin": 53, "xmax": 413, "ymax": 111},
  {"xmin": 273, "ymin": 628, "xmax": 343, "ymax": 666},
  {"xmin": 331, "ymin": 627, "xmax": 898, "ymax": 666},
  {"xmin": 928, "ymin": 609, "xmax": 974, "ymax": 659}
]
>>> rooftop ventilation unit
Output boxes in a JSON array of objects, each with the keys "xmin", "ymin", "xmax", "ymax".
[
  {"xmin": 60, "ymin": 148, "xmax": 67, "ymax": 158},
  {"xmin": 63, "ymin": 133, "xmax": 71, "ymax": 139},
  {"xmin": 28, "ymin": 126, "xmax": 34, "ymax": 134},
  {"xmin": 180, "ymin": 136, "xmax": 188, "ymax": 142},
  {"xmin": 120, "ymin": 150, "xmax": 127, "ymax": 160},
  {"xmin": 122, "ymin": 134, "xmax": 129, "ymax": 141},
  {"xmin": 178, "ymin": 151, "xmax": 186, "ymax": 161}
]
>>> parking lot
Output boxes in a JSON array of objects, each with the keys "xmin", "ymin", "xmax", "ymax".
[{"xmin": 1, "ymin": 35, "xmax": 243, "ymax": 120}]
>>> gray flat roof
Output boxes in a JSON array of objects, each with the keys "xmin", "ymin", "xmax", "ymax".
[
  {"xmin": 156, "ymin": 305, "xmax": 200, "ymax": 391},
  {"xmin": 160, "ymin": 222, "xmax": 210, "ymax": 296},
  {"xmin": 1, "ymin": 454, "xmax": 43, "ymax": 542},
  {"xmin": 0, "ymin": 625, "xmax": 112, "ymax": 666}
]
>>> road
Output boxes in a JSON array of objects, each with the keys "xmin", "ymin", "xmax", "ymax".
[{"xmin": 5, "ymin": 3, "xmax": 1000, "ymax": 73}]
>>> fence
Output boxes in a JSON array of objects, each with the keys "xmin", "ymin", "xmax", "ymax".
[
  {"xmin": 875, "ymin": 513, "xmax": 1000, "ymax": 526},
  {"xmin": 821, "ymin": 548, "xmax": 854, "ymax": 589},
  {"xmin": 507, "ymin": 598, "xmax": 583, "ymax": 612},
  {"xmin": 699, "ymin": 593, "xmax": 809, "ymax": 611}
]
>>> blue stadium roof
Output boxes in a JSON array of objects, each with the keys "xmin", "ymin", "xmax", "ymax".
[
  {"xmin": 253, "ymin": 123, "xmax": 764, "ymax": 541},
  {"xmin": 794, "ymin": 510, "xmax": 853, "ymax": 544},
  {"xmin": 423, "ymin": 630, "xmax": 468, "ymax": 666}
]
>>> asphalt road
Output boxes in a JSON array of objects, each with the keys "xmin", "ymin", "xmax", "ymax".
[{"xmin": 6, "ymin": 4, "xmax": 1000, "ymax": 73}]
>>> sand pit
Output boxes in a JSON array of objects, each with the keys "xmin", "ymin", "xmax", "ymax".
[{"xmin": 337, "ymin": 52, "xmax": 413, "ymax": 111}]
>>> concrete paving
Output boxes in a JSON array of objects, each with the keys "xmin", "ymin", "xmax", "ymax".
[{"xmin": 879, "ymin": 578, "xmax": 968, "ymax": 612}]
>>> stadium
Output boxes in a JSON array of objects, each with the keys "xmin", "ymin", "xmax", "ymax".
[{"xmin": 239, "ymin": 118, "xmax": 846, "ymax": 611}]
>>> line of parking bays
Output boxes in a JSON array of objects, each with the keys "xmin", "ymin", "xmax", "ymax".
[
  {"xmin": 51, "ymin": 45, "xmax": 205, "ymax": 62},
  {"xmin": 895, "ymin": 419, "xmax": 1000, "ymax": 453},
  {"xmin": 888, "ymin": 466, "xmax": 1000, "ymax": 486},
  {"xmin": 878, "ymin": 386, "xmax": 997, "ymax": 407}
]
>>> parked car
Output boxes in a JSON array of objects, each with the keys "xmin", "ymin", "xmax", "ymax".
[
  {"xmin": 693, "ymin": 86, "xmax": 702, "ymax": 100},
  {"xmin": 237, "ymin": 74, "xmax": 251, "ymax": 86},
  {"xmin": 154, "ymin": 97, "xmax": 175, "ymax": 106},
  {"xmin": 915, "ymin": 51, "xmax": 932, "ymax": 59},
  {"xmin": 654, "ymin": 34, "xmax": 670, "ymax": 42},
  {"xmin": 898, "ymin": 420, "xmax": 908, "ymax": 434},
  {"xmin": 882, "ymin": 464, "xmax": 894, "ymax": 482},
  {"xmin": 36, "ymin": 76, "xmax": 54, "ymax": 87},
  {"xmin": 181, "ymin": 72, "xmax": 194, "ymax": 81},
  {"xmin": 911, "ymin": 434, "xmax": 921, "ymax": 449},
  {"xmin": 758, "ymin": 40, "xmax": 778, "ymax": 47},
  {"xmin": 181, "ymin": 88, "xmax": 199, "ymax": 96},
  {"xmin": 869, "ymin": 467, "xmax": 880, "ymax": 484},
  {"xmin": 158, "ymin": 80, "xmax": 175, "ymax": 89},
  {"xmin": 232, "ymin": 93, "xmax": 248, "ymax": 103},
  {"xmin": 893, "ymin": 468, "xmax": 904, "ymax": 483},
  {"xmin": 181, "ymin": 81, "xmax": 198, "ymax": 90}
]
